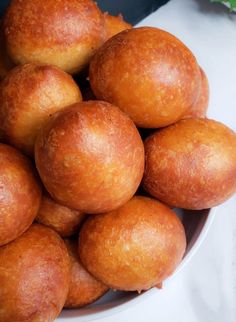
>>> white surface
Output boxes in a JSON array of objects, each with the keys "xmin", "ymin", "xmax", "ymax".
[{"xmin": 94, "ymin": 0, "xmax": 236, "ymax": 321}]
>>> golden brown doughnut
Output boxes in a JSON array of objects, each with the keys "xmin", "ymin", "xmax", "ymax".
[
  {"xmin": 143, "ymin": 118, "xmax": 236, "ymax": 209},
  {"xmin": 0, "ymin": 63, "xmax": 82, "ymax": 155},
  {"xmin": 104, "ymin": 13, "xmax": 132, "ymax": 41},
  {"xmin": 0, "ymin": 224, "xmax": 70, "ymax": 322},
  {"xmin": 89, "ymin": 27, "xmax": 201, "ymax": 128},
  {"xmin": 3, "ymin": 0, "xmax": 105, "ymax": 74},
  {"xmin": 183, "ymin": 66, "xmax": 209, "ymax": 119},
  {"xmin": 35, "ymin": 101, "xmax": 144, "ymax": 214},
  {"xmin": 37, "ymin": 194, "xmax": 85, "ymax": 237},
  {"xmin": 64, "ymin": 239, "xmax": 109, "ymax": 308},
  {"xmin": 0, "ymin": 143, "xmax": 41, "ymax": 246},
  {"xmin": 79, "ymin": 196, "xmax": 186, "ymax": 292}
]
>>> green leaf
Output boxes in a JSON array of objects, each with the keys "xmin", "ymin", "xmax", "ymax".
[{"xmin": 210, "ymin": 0, "xmax": 236, "ymax": 9}]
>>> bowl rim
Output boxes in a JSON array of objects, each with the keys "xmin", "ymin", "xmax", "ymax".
[{"xmin": 59, "ymin": 206, "xmax": 217, "ymax": 322}]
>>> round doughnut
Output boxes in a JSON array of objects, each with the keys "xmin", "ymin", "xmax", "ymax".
[
  {"xmin": 89, "ymin": 27, "xmax": 201, "ymax": 128},
  {"xmin": 35, "ymin": 101, "xmax": 144, "ymax": 213},
  {"xmin": 0, "ymin": 143, "xmax": 41, "ymax": 246},
  {"xmin": 3, "ymin": 0, "xmax": 105, "ymax": 74},
  {"xmin": 0, "ymin": 224, "xmax": 70, "ymax": 322},
  {"xmin": 0, "ymin": 63, "xmax": 82, "ymax": 155},
  {"xmin": 79, "ymin": 196, "xmax": 186, "ymax": 292},
  {"xmin": 143, "ymin": 118, "xmax": 236, "ymax": 209}
]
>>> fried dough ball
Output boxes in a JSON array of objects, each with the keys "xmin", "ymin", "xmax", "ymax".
[
  {"xmin": 0, "ymin": 144, "xmax": 41, "ymax": 246},
  {"xmin": 3, "ymin": 0, "xmax": 105, "ymax": 74},
  {"xmin": 0, "ymin": 224, "xmax": 70, "ymax": 322},
  {"xmin": 143, "ymin": 118, "xmax": 236, "ymax": 209},
  {"xmin": 64, "ymin": 239, "xmax": 109, "ymax": 308},
  {"xmin": 90, "ymin": 27, "xmax": 201, "ymax": 128},
  {"xmin": 0, "ymin": 63, "xmax": 82, "ymax": 155},
  {"xmin": 183, "ymin": 67, "xmax": 209, "ymax": 118},
  {"xmin": 79, "ymin": 196, "xmax": 186, "ymax": 292},
  {"xmin": 37, "ymin": 194, "xmax": 85, "ymax": 237},
  {"xmin": 35, "ymin": 101, "xmax": 144, "ymax": 214},
  {"xmin": 104, "ymin": 13, "xmax": 132, "ymax": 41}
]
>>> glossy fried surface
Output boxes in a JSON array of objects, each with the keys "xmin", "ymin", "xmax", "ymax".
[
  {"xmin": 0, "ymin": 224, "xmax": 70, "ymax": 322},
  {"xmin": 0, "ymin": 63, "xmax": 82, "ymax": 155},
  {"xmin": 37, "ymin": 194, "xmax": 85, "ymax": 237},
  {"xmin": 90, "ymin": 27, "xmax": 201, "ymax": 128},
  {"xmin": 3, "ymin": 0, "xmax": 105, "ymax": 74},
  {"xmin": 64, "ymin": 239, "xmax": 108, "ymax": 308},
  {"xmin": 104, "ymin": 13, "xmax": 132, "ymax": 41},
  {"xmin": 0, "ymin": 144, "xmax": 41, "ymax": 246},
  {"xmin": 143, "ymin": 118, "xmax": 236, "ymax": 209},
  {"xmin": 79, "ymin": 196, "xmax": 186, "ymax": 292},
  {"xmin": 183, "ymin": 67, "xmax": 209, "ymax": 118},
  {"xmin": 35, "ymin": 101, "xmax": 144, "ymax": 214}
]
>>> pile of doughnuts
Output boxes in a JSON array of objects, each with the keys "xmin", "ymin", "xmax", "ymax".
[{"xmin": 0, "ymin": 0, "xmax": 236, "ymax": 321}]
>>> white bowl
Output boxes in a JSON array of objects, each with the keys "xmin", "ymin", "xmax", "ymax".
[{"xmin": 58, "ymin": 207, "xmax": 216, "ymax": 322}]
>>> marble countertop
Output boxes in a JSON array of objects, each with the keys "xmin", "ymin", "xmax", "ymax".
[{"xmin": 98, "ymin": 0, "xmax": 236, "ymax": 321}]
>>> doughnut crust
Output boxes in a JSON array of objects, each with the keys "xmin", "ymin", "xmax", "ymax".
[
  {"xmin": 79, "ymin": 196, "xmax": 186, "ymax": 292},
  {"xmin": 143, "ymin": 118, "xmax": 236, "ymax": 209},
  {"xmin": 183, "ymin": 67, "xmax": 209, "ymax": 118},
  {"xmin": 3, "ymin": 0, "xmax": 105, "ymax": 74},
  {"xmin": 0, "ymin": 143, "xmax": 41, "ymax": 246},
  {"xmin": 0, "ymin": 63, "xmax": 82, "ymax": 155},
  {"xmin": 64, "ymin": 239, "xmax": 108, "ymax": 308},
  {"xmin": 0, "ymin": 224, "xmax": 70, "ymax": 322},
  {"xmin": 35, "ymin": 101, "xmax": 144, "ymax": 213},
  {"xmin": 104, "ymin": 13, "xmax": 132, "ymax": 41},
  {"xmin": 90, "ymin": 27, "xmax": 201, "ymax": 128},
  {"xmin": 37, "ymin": 194, "xmax": 85, "ymax": 237}
]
